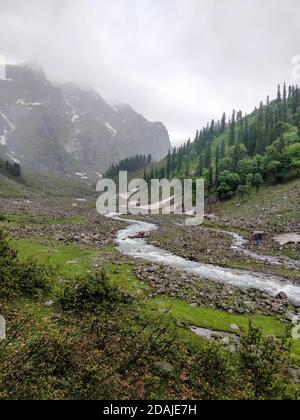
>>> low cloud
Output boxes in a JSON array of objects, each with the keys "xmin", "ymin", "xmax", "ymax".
[{"xmin": 0, "ymin": 0, "xmax": 299, "ymax": 143}]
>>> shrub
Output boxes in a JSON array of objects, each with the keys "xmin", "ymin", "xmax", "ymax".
[
  {"xmin": 237, "ymin": 322, "xmax": 297, "ymax": 400},
  {"xmin": 16, "ymin": 257, "xmax": 52, "ymax": 298},
  {"xmin": 189, "ymin": 341, "xmax": 236, "ymax": 399},
  {"xmin": 58, "ymin": 270, "xmax": 132, "ymax": 312},
  {"xmin": 0, "ymin": 228, "xmax": 52, "ymax": 299},
  {"xmin": 0, "ymin": 328, "xmax": 75, "ymax": 400}
]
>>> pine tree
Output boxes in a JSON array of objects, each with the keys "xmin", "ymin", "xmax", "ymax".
[
  {"xmin": 204, "ymin": 144, "xmax": 212, "ymax": 168},
  {"xmin": 166, "ymin": 150, "xmax": 171, "ymax": 179},
  {"xmin": 229, "ymin": 110, "xmax": 236, "ymax": 146},
  {"xmin": 220, "ymin": 139, "xmax": 226, "ymax": 158},
  {"xmin": 282, "ymin": 82, "xmax": 288, "ymax": 122},
  {"xmin": 277, "ymin": 84, "xmax": 282, "ymax": 103},
  {"xmin": 197, "ymin": 153, "xmax": 203, "ymax": 177},
  {"xmin": 221, "ymin": 112, "xmax": 226, "ymax": 132},
  {"xmin": 207, "ymin": 166, "xmax": 214, "ymax": 192},
  {"xmin": 215, "ymin": 145, "xmax": 220, "ymax": 180}
]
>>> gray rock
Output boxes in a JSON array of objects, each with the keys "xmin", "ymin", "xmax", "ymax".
[
  {"xmin": 154, "ymin": 361, "xmax": 175, "ymax": 375},
  {"xmin": 230, "ymin": 324, "xmax": 240, "ymax": 331},
  {"xmin": 276, "ymin": 291, "xmax": 288, "ymax": 300},
  {"xmin": 221, "ymin": 337, "xmax": 230, "ymax": 346},
  {"xmin": 44, "ymin": 300, "xmax": 55, "ymax": 307},
  {"xmin": 285, "ymin": 312, "xmax": 296, "ymax": 322}
]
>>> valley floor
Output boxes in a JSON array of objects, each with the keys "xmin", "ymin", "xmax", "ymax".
[{"xmin": 0, "ymin": 178, "xmax": 300, "ymax": 398}]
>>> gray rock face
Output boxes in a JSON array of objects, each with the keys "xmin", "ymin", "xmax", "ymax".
[{"xmin": 0, "ymin": 64, "xmax": 170, "ymax": 178}]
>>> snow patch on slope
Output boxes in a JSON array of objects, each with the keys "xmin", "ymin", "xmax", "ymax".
[
  {"xmin": 75, "ymin": 172, "xmax": 89, "ymax": 180},
  {"xmin": 71, "ymin": 114, "xmax": 79, "ymax": 123},
  {"xmin": 0, "ymin": 130, "xmax": 8, "ymax": 146},
  {"xmin": 105, "ymin": 122, "xmax": 117, "ymax": 136},
  {"xmin": 0, "ymin": 112, "xmax": 16, "ymax": 130},
  {"xmin": 6, "ymin": 151, "xmax": 21, "ymax": 164},
  {"xmin": 16, "ymin": 99, "xmax": 43, "ymax": 106},
  {"xmin": 0, "ymin": 111, "xmax": 16, "ymax": 146}
]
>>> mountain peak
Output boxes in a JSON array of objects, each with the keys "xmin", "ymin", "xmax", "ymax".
[
  {"xmin": 5, "ymin": 63, "xmax": 49, "ymax": 84},
  {"xmin": 0, "ymin": 63, "xmax": 170, "ymax": 178}
]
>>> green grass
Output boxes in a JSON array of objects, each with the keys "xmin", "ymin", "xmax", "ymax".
[
  {"xmin": 16, "ymin": 299, "xmax": 54, "ymax": 325},
  {"xmin": 105, "ymin": 262, "xmax": 150, "ymax": 297},
  {"xmin": 14, "ymin": 239, "xmax": 97, "ymax": 277},
  {"xmin": 0, "ymin": 176, "xmax": 30, "ymax": 198},
  {"xmin": 150, "ymin": 297, "xmax": 286, "ymax": 335},
  {"xmin": 0, "ymin": 212, "xmax": 88, "ymax": 228},
  {"xmin": 150, "ymin": 297, "xmax": 300, "ymax": 362},
  {"xmin": 0, "ymin": 167, "xmax": 94, "ymax": 199},
  {"xmin": 216, "ymin": 177, "xmax": 300, "ymax": 226}
]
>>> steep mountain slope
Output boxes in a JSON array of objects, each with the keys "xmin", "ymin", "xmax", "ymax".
[{"xmin": 0, "ymin": 64, "xmax": 170, "ymax": 179}]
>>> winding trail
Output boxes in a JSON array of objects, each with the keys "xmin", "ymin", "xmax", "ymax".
[{"xmin": 110, "ymin": 214, "xmax": 300, "ymax": 304}]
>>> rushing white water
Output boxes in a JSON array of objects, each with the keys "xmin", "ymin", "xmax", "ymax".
[
  {"xmin": 114, "ymin": 217, "xmax": 300, "ymax": 304},
  {"xmin": 223, "ymin": 230, "xmax": 300, "ymax": 269}
]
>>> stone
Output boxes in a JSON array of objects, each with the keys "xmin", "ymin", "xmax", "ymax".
[
  {"xmin": 285, "ymin": 312, "xmax": 296, "ymax": 322},
  {"xmin": 276, "ymin": 291, "xmax": 288, "ymax": 301},
  {"xmin": 211, "ymin": 332, "xmax": 223, "ymax": 340},
  {"xmin": 154, "ymin": 361, "xmax": 174, "ymax": 375},
  {"xmin": 221, "ymin": 337, "xmax": 230, "ymax": 346},
  {"xmin": 230, "ymin": 324, "xmax": 240, "ymax": 331},
  {"xmin": 271, "ymin": 304, "xmax": 281, "ymax": 313},
  {"xmin": 44, "ymin": 300, "xmax": 54, "ymax": 306}
]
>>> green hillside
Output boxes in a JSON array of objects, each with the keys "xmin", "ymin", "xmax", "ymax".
[
  {"xmin": 143, "ymin": 84, "xmax": 300, "ymax": 199},
  {"xmin": 0, "ymin": 168, "xmax": 93, "ymax": 199}
]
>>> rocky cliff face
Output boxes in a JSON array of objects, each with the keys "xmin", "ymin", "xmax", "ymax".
[{"xmin": 0, "ymin": 64, "xmax": 170, "ymax": 179}]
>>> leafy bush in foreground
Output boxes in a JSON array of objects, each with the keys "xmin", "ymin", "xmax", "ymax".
[
  {"xmin": 238, "ymin": 322, "xmax": 295, "ymax": 400},
  {"xmin": 0, "ymin": 228, "xmax": 51, "ymax": 299},
  {"xmin": 0, "ymin": 302, "xmax": 298, "ymax": 400},
  {"xmin": 58, "ymin": 270, "xmax": 132, "ymax": 312}
]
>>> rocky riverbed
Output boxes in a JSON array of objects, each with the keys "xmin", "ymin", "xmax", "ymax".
[
  {"xmin": 1, "ymin": 198, "xmax": 299, "ymax": 322},
  {"xmin": 134, "ymin": 263, "xmax": 300, "ymax": 319},
  {"xmin": 143, "ymin": 215, "xmax": 300, "ymax": 282},
  {"xmin": 0, "ymin": 197, "xmax": 125, "ymax": 248}
]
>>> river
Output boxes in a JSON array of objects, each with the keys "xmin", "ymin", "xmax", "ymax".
[{"xmin": 109, "ymin": 215, "xmax": 300, "ymax": 304}]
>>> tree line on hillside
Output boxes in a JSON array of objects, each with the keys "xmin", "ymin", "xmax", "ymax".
[
  {"xmin": 143, "ymin": 83, "xmax": 300, "ymax": 199},
  {"xmin": 105, "ymin": 154, "xmax": 152, "ymax": 178},
  {"xmin": 0, "ymin": 158, "xmax": 21, "ymax": 177}
]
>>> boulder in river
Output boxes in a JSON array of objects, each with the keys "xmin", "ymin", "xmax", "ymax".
[{"xmin": 276, "ymin": 291, "xmax": 288, "ymax": 301}]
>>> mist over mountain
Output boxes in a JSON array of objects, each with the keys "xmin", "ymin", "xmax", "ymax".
[{"xmin": 0, "ymin": 63, "xmax": 170, "ymax": 179}]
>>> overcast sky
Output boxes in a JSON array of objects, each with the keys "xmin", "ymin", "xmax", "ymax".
[{"xmin": 0, "ymin": 0, "xmax": 299, "ymax": 143}]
